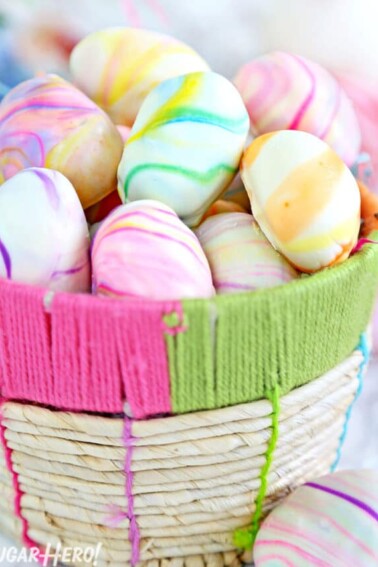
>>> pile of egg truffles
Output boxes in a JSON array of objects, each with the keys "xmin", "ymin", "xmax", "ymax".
[{"xmin": 0, "ymin": 28, "xmax": 363, "ymax": 301}]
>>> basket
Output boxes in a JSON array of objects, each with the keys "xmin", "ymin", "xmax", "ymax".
[{"xmin": 1, "ymin": 237, "xmax": 378, "ymax": 566}]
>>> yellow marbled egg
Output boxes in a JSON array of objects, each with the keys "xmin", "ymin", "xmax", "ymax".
[
  {"xmin": 70, "ymin": 27, "xmax": 209, "ymax": 126},
  {"xmin": 241, "ymin": 130, "xmax": 361, "ymax": 272}
]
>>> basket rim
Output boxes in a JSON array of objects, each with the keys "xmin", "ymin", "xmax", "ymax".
[
  {"xmin": 0, "ymin": 232, "xmax": 377, "ymax": 419},
  {"xmin": 1, "ymin": 231, "xmax": 377, "ymax": 311}
]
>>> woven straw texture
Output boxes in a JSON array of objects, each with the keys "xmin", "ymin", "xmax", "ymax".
[{"xmin": 0, "ymin": 349, "xmax": 364, "ymax": 566}]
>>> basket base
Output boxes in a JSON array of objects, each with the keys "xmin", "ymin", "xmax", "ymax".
[{"xmin": 0, "ymin": 349, "xmax": 365, "ymax": 566}]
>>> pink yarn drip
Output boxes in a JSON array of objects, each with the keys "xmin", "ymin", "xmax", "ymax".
[
  {"xmin": 351, "ymin": 238, "xmax": 378, "ymax": 255},
  {"xmin": 0, "ymin": 399, "xmax": 44, "ymax": 564},
  {"xmin": 123, "ymin": 416, "xmax": 140, "ymax": 567}
]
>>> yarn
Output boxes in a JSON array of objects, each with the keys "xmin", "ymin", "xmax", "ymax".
[
  {"xmin": 234, "ymin": 384, "xmax": 281, "ymax": 550},
  {"xmin": 331, "ymin": 333, "xmax": 369, "ymax": 471},
  {"xmin": 0, "ymin": 235, "xmax": 377, "ymax": 419}
]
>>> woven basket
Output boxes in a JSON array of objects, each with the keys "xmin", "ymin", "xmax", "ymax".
[{"xmin": 1, "ymin": 237, "xmax": 378, "ymax": 566}]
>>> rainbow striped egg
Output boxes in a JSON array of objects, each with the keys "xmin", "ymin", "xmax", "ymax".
[
  {"xmin": 0, "ymin": 168, "xmax": 90, "ymax": 292},
  {"xmin": 241, "ymin": 131, "xmax": 361, "ymax": 273},
  {"xmin": 70, "ymin": 27, "xmax": 209, "ymax": 127},
  {"xmin": 0, "ymin": 74, "xmax": 123, "ymax": 209},
  {"xmin": 196, "ymin": 213, "xmax": 298, "ymax": 294},
  {"xmin": 118, "ymin": 71, "xmax": 250, "ymax": 227},
  {"xmin": 234, "ymin": 51, "xmax": 361, "ymax": 166},
  {"xmin": 92, "ymin": 200, "xmax": 214, "ymax": 300},
  {"xmin": 254, "ymin": 469, "xmax": 378, "ymax": 567}
]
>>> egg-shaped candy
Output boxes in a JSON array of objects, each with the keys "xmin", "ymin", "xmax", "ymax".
[
  {"xmin": 196, "ymin": 213, "xmax": 298, "ymax": 293},
  {"xmin": 118, "ymin": 72, "xmax": 250, "ymax": 227},
  {"xmin": 254, "ymin": 469, "xmax": 378, "ymax": 567},
  {"xmin": 241, "ymin": 131, "xmax": 361, "ymax": 273},
  {"xmin": 92, "ymin": 200, "xmax": 214, "ymax": 301},
  {"xmin": 0, "ymin": 74, "xmax": 123, "ymax": 209},
  {"xmin": 70, "ymin": 27, "xmax": 209, "ymax": 127},
  {"xmin": 234, "ymin": 51, "xmax": 361, "ymax": 166},
  {"xmin": 0, "ymin": 168, "xmax": 90, "ymax": 292}
]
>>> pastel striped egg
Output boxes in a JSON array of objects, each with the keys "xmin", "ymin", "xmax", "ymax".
[
  {"xmin": 0, "ymin": 168, "xmax": 90, "ymax": 292},
  {"xmin": 196, "ymin": 213, "xmax": 298, "ymax": 294},
  {"xmin": 0, "ymin": 74, "xmax": 123, "ymax": 209},
  {"xmin": 234, "ymin": 51, "xmax": 361, "ymax": 166},
  {"xmin": 241, "ymin": 131, "xmax": 361, "ymax": 273},
  {"xmin": 118, "ymin": 72, "xmax": 250, "ymax": 227},
  {"xmin": 92, "ymin": 200, "xmax": 214, "ymax": 301},
  {"xmin": 70, "ymin": 27, "xmax": 209, "ymax": 127},
  {"xmin": 254, "ymin": 469, "xmax": 378, "ymax": 567}
]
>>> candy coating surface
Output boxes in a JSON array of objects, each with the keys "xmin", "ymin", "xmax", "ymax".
[
  {"xmin": 241, "ymin": 131, "xmax": 361, "ymax": 272},
  {"xmin": 118, "ymin": 71, "xmax": 250, "ymax": 227},
  {"xmin": 234, "ymin": 51, "xmax": 361, "ymax": 166},
  {"xmin": 70, "ymin": 27, "xmax": 209, "ymax": 126},
  {"xmin": 92, "ymin": 200, "xmax": 214, "ymax": 300},
  {"xmin": 254, "ymin": 469, "xmax": 378, "ymax": 567},
  {"xmin": 0, "ymin": 74, "xmax": 123, "ymax": 208},
  {"xmin": 0, "ymin": 168, "xmax": 90, "ymax": 292},
  {"xmin": 196, "ymin": 212, "xmax": 298, "ymax": 293}
]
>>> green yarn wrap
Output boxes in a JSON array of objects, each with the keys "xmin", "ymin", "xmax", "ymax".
[{"xmin": 165, "ymin": 234, "xmax": 378, "ymax": 415}]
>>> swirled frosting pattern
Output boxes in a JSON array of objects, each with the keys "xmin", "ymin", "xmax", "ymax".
[
  {"xmin": 70, "ymin": 27, "xmax": 209, "ymax": 126},
  {"xmin": 196, "ymin": 212, "xmax": 298, "ymax": 293},
  {"xmin": 234, "ymin": 51, "xmax": 361, "ymax": 166},
  {"xmin": 118, "ymin": 71, "xmax": 250, "ymax": 227},
  {"xmin": 0, "ymin": 167, "xmax": 90, "ymax": 292},
  {"xmin": 92, "ymin": 200, "xmax": 214, "ymax": 300},
  {"xmin": 0, "ymin": 74, "xmax": 123, "ymax": 208},
  {"xmin": 241, "ymin": 131, "xmax": 361, "ymax": 272}
]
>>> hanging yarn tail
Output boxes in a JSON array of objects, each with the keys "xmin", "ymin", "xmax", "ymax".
[
  {"xmin": 124, "ymin": 415, "xmax": 141, "ymax": 567},
  {"xmin": 351, "ymin": 237, "xmax": 378, "ymax": 255},
  {"xmin": 331, "ymin": 333, "xmax": 370, "ymax": 471},
  {"xmin": 233, "ymin": 383, "xmax": 281, "ymax": 550}
]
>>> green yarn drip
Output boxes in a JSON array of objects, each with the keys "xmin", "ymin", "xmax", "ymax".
[{"xmin": 233, "ymin": 384, "xmax": 281, "ymax": 550}]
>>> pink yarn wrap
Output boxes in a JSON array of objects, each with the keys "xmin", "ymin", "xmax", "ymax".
[{"xmin": 0, "ymin": 278, "xmax": 179, "ymax": 418}]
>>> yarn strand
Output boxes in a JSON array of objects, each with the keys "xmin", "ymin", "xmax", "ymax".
[
  {"xmin": 331, "ymin": 333, "xmax": 369, "ymax": 471},
  {"xmin": 234, "ymin": 383, "xmax": 281, "ymax": 549}
]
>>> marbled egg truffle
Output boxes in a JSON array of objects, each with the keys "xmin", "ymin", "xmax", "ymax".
[
  {"xmin": 234, "ymin": 51, "xmax": 361, "ymax": 166},
  {"xmin": 0, "ymin": 168, "xmax": 90, "ymax": 291},
  {"xmin": 118, "ymin": 71, "xmax": 250, "ymax": 227},
  {"xmin": 241, "ymin": 131, "xmax": 361, "ymax": 272},
  {"xmin": 196, "ymin": 212, "xmax": 298, "ymax": 293},
  {"xmin": 70, "ymin": 27, "xmax": 209, "ymax": 126},
  {"xmin": 92, "ymin": 200, "xmax": 214, "ymax": 300},
  {"xmin": 0, "ymin": 74, "xmax": 123, "ymax": 208},
  {"xmin": 254, "ymin": 469, "xmax": 378, "ymax": 567}
]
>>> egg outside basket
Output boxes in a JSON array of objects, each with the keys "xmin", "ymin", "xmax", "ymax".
[{"xmin": 0, "ymin": 237, "xmax": 378, "ymax": 567}]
